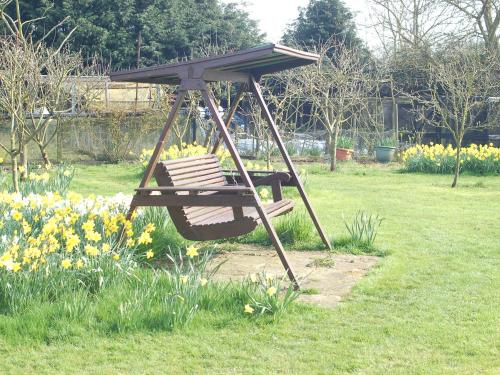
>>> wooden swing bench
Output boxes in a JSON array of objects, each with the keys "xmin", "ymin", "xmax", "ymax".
[
  {"xmin": 133, "ymin": 154, "xmax": 295, "ymax": 241},
  {"xmin": 111, "ymin": 44, "xmax": 332, "ymax": 288}
]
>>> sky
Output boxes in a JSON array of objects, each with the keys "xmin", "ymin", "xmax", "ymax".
[{"xmin": 222, "ymin": 0, "xmax": 377, "ymax": 47}]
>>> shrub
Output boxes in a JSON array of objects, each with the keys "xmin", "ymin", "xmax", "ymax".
[
  {"xmin": 285, "ymin": 142, "xmax": 298, "ymax": 156},
  {"xmin": 305, "ymin": 145, "xmax": 324, "ymax": 157},
  {"xmin": 376, "ymin": 137, "xmax": 397, "ymax": 147},
  {"xmin": 337, "ymin": 136, "xmax": 354, "ymax": 149},
  {"xmin": 402, "ymin": 143, "xmax": 500, "ymax": 174}
]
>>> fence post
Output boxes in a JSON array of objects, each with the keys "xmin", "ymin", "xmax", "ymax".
[
  {"xmin": 156, "ymin": 85, "xmax": 161, "ymax": 108},
  {"xmin": 71, "ymin": 83, "xmax": 77, "ymax": 115},
  {"xmin": 104, "ymin": 81, "xmax": 109, "ymax": 110}
]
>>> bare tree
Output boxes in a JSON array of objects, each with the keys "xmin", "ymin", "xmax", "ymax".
[
  {"xmin": 24, "ymin": 47, "xmax": 82, "ymax": 167},
  {"xmin": 0, "ymin": 0, "xmax": 75, "ymax": 190},
  {"xmin": 370, "ymin": 0, "xmax": 456, "ymax": 54},
  {"xmin": 443, "ymin": 0, "xmax": 500, "ymax": 55},
  {"xmin": 419, "ymin": 46, "xmax": 498, "ymax": 187},
  {"xmin": 0, "ymin": 37, "xmax": 30, "ymax": 191},
  {"xmin": 293, "ymin": 40, "xmax": 368, "ymax": 171}
]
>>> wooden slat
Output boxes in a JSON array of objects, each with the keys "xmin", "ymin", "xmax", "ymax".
[
  {"xmin": 188, "ymin": 207, "xmax": 234, "ymax": 224},
  {"xmin": 160, "ymin": 155, "xmax": 217, "ymax": 169},
  {"xmin": 193, "ymin": 199, "xmax": 294, "ymax": 226},
  {"xmin": 161, "ymin": 153, "xmax": 215, "ymax": 165},
  {"xmin": 165, "ymin": 160, "xmax": 220, "ymax": 175},
  {"xmin": 174, "ymin": 175, "xmax": 226, "ymax": 187},
  {"xmin": 170, "ymin": 166, "xmax": 222, "ymax": 181},
  {"xmin": 185, "ymin": 205, "xmax": 226, "ymax": 219}
]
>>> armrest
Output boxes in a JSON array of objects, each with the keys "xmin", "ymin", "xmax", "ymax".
[
  {"xmin": 223, "ymin": 170, "xmax": 291, "ymax": 185},
  {"xmin": 253, "ymin": 172, "xmax": 291, "ymax": 186},
  {"xmin": 223, "ymin": 169, "xmax": 277, "ymax": 175},
  {"xmin": 136, "ymin": 185, "xmax": 252, "ymax": 194}
]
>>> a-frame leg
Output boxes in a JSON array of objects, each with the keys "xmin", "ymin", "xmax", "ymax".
[
  {"xmin": 249, "ymin": 76, "xmax": 332, "ymax": 250},
  {"xmin": 126, "ymin": 90, "xmax": 187, "ymax": 220},
  {"xmin": 211, "ymin": 83, "xmax": 246, "ymax": 154},
  {"xmin": 201, "ymin": 81, "xmax": 300, "ymax": 289}
]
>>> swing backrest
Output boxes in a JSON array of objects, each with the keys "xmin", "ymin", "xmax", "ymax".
[{"xmin": 154, "ymin": 154, "xmax": 227, "ymax": 220}]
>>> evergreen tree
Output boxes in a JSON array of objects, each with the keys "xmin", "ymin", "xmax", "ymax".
[
  {"xmin": 282, "ymin": 0, "xmax": 362, "ymax": 49},
  {"xmin": 3, "ymin": 0, "xmax": 264, "ymax": 69}
]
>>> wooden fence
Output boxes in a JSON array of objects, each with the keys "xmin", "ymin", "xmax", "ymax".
[{"xmin": 68, "ymin": 76, "xmax": 163, "ymax": 113}]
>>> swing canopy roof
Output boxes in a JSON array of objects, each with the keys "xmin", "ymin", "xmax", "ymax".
[{"xmin": 110, "ymin": 44, "xmax": 319, "ymax": 85}]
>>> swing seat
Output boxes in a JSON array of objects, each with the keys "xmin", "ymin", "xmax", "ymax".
[{"xmin": 133, "ymin": 154, "xmax": 294, "ymax": 241}]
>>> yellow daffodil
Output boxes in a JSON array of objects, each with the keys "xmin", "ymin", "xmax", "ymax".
[
  {"xmin": 259, "ymin": 188, "xmax": 270, "ymax": 199},
  {"xmin": 266, "ymin": 286, "xmax": 277, "ymax": 297},
  {"xmin": 146, "ymin": 250, "xmax": 154, "ymax": 259},
  {"xmin": 22, "ymin": 220, "xmax": 32, "ymax": 233},
  {"xmin": 244, "ymin": 304, "xmax": 254, "ymax": 314},
  {"xmin": 82, "ymin": 219, "xmax": 95, "ymax": 232},
  {"xmin": 12, "ymin": 262, "xmax": 22, "ymax": 272},
  {"xmin": 186, "ymin": 245, "xmax": 199, "ymax": 258},
  {"xmin": 65, "ymin": 234, "xmax": 80, "ymax": 252},
  {"xmin": 85, "ymin": 230, "xmax": 102, "ymax": 242},
  {"xmin": 11, "ymin": 210, "xmax": 22, "ymax": 221},
  {"xmin": 144, "ymin": 223, "xmax": 156, "ymax": 233},
  {"xmin": 85, "ymin": 245, "xmax": 99, "ymax": 257},
  {"xmin": 61, "ymin": 259, "xmax": 72, "ymax": 269},
  {"xmin": 180, "ymin": 275, "xmax": 188, "ymax": 284},
  {"xmin": 138, "ymin": 231, "xmax": 153, "ymax": 245}
]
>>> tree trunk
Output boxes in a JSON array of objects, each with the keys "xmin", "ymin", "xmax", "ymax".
[
  {"xmin": 39, "ymin": 144, "xmax": 51, "ymax": 168},
  {"xmin": 329, "ymin": 130, "xmax": 338, "ymax": 172},
  {"xmin": 451, "ymin": 144, "xmax": 461, "ymax": 188},
  {"xmin": 266, "ymin": 134, "xmax": 271, "ymax": 170},
  {"xmin": 19, "ymin": 143, "xmax": 28, "ymax": 180},
  {"xmin": 56, "ymin": 120, "xmax": 63, "ymax": 162},
  {"xmin": 10, "ymin": 130, "xmax": 19, "ymax": 193},
  {"xmin": 255, "ymin": 125, "xmax": 260, "ymax": 159}
]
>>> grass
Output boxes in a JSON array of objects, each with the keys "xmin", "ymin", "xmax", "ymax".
[{"xmin": 1, "ymin": 161, "xmax": 499, "ymax": 374}]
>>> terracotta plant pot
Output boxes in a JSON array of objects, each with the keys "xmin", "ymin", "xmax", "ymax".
[{"xmin": 336, "ymin": 148, "xmax": 353, "ymax": 161}]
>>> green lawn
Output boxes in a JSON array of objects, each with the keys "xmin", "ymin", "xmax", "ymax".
[{"xmin": 1, "ymin": 162, "xmax": 499, "ymax": 374}]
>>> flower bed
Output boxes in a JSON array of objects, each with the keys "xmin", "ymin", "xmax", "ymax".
[
  {"xmin": 402, "ymin": 143, "xmax": 500, "ymax": 174},
  {"xmin": 0, "ymin": 160, "xmax": 299, "ymax": 331},
  {"xmin": 0, "ymin": 191, "xmax": 153, "ymax": 276}
]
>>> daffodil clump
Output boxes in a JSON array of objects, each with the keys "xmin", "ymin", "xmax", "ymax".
[
  {"xmin": 242, "ymin": 272, "xmax": 299, "ymax": 317},
  {"xmin": 140, "ymin": 142, "xmax": 231, "ymax": 169},
  {"xmin": 402, "ymin": 143, "xmax": 500, "ymax": 174},
  {"xmin": 0, "ymin": 191, "xmax": 156, "ymax": 276},
  {"xmin": 0, "ymin": 164, "xmax": 75, "ymax": 196}
]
